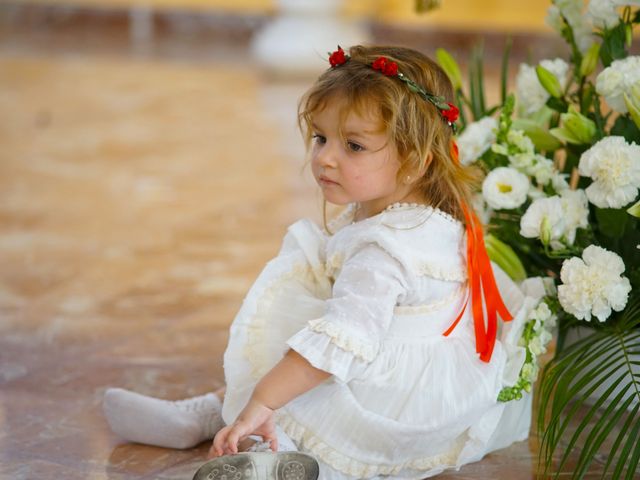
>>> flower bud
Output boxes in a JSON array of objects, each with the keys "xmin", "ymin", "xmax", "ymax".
[
  {"xmin": 623, "ymin": 83, "xmax": 640, "ymax": 130},
  {"xmin": 579, "ymin": 43, "xmax": 600, "ymax": 77},
  {"xmin": 626, "ymin": 23, "xmax": 633, "ymax": 48},
  {"xmin": 436, "ymin": 48, "xmax": 463, "ymax": 90},
  {"xmin": 550, "ymin": 106, "xmax": 597, "ymax": 145},
  {"xmin": 536, "ymin": 65, "xmax": 563, "ymax": 98},
  {"xmin": 628, "ymin": 199, "xmax": 640, "ymax": 218},
  {"xmin": 540, "ymin": 217, "xmax": 551, "ymax": 246}
]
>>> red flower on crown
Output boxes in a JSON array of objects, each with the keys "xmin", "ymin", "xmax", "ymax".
[
  {"xmin": 329, "ymin": 47, "xmax": 347, "ymax": 67},
  {"xmin": 441, "ymin": 102, "xmax": 459, "ymax": 123},
  {"xmin": 372, "ymin": 56, "xmax": 398, "ymax": 76}
]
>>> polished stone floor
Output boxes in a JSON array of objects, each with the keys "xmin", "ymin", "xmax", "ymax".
[{"xmin": 0, "ymin": 19, "xmax": 623, "ymax": 480}]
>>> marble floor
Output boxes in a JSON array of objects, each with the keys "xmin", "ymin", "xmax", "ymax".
[{"xmin": 0, "ymin": 17, "xmax": 625, "ymax": 480}]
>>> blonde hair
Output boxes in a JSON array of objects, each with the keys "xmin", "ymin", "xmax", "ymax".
[{"xmin": 298, "ymin": 45, "xmax": 482, "ymax": 223}]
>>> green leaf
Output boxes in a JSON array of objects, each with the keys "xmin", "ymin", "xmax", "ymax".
[
  {"xmin": 512, "ymin": 119, "xmax": 563, "ymax": 151},
  {"xmin": 485, "ymin": 234, "xmax": 527, "ymax": 281},
  {"xmin": 500, "ymin": 37, "xmax": 512, "ymax": 105},
  {"xmin": 436, "ymin": 48, "xmax": 463, "ymax": 90},
  {"xmin": 628, "ymin": 199, "xmax": 640, "ymax": 218},
  {"xmin": 611, "ymin": 114, "xmax": 640, "ymax": 142},
  {"xmin": 546, "ymin": 96, "xmax": 569, "ymax": 113},
  {"xmin": 600, "ymin": 23, "xmax": 628, "ymax": 67},
  {"xmin": 595, "ymin": 206, "xmax": 629, "ymax": 238},
  {"xmin": 468, "ymin": 44, "xmax": 486, "ymax": 120},
  {"xmin": 537, "ymin": 299, "xmax": 640, "ymax": 480}
]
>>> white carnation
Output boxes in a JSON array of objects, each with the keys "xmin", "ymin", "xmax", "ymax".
[
  {"xmin": 520, "ymin": 196, "xmax": 566, "ymax": 249},
  {"xmin": 482, "ymin": 167, "xmax": 530, "ymax": 210},
  {"xmin": 560, "ymin": 189, "xmax": 589, "ymax": 244},
  {"xmin": 596, "ymin": 56, "xmax": 640, "ymax": 113},
  {"xmin": 457, "ymin": 117, "xmax": 498, "ymax": 165},
  {"xmin": 578, "ymin": 136, "xmax": 640, "ymax": 208},
  {"xmin": 558, "ymin": 245, "xmax": 632, "ymax": 322},
  {"xmin": 588, "ymin": 0, "xmax": 620, "ymax": 29},
  {"xmin": 516, "ymin": 59, "xmax": 570, "ymax": 115}
]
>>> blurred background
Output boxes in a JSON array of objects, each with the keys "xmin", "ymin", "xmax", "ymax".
[{"xmin": 0, "ymin": 1, "xmax": 566, "ymax": 478}]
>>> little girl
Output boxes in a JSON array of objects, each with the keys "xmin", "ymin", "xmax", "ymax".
[{"xmin": 104, "ymin": 45, "xmax": 536, "ymax": 479}]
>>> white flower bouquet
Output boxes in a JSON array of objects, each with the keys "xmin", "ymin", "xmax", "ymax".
[{"xmin": 431, "ymin": 0, "xmax": 640, "ymax": 477}]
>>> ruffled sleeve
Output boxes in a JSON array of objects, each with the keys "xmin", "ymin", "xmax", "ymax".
[{"xmin": 286, "ymin": 243, "xmax": 407, "ymax": 383}]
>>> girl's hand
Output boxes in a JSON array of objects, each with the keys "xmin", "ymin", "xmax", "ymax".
[{"xmin": 207, "ymin": 399, "xmax": 277, "ymax": 458}]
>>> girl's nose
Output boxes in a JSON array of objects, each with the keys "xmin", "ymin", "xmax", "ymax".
[{"xmin": 315, "ymin": 141, "xmax": 339, "ymax": 168}]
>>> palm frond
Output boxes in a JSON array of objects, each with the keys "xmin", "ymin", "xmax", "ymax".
[{"xmin": 537, "ymin": 294, "xmax": 640, "ymax": 479}]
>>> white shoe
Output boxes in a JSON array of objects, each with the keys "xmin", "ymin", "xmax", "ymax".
[{"xmin": 192, "ymin": 452, "xmax": 320, "ymax": 480}]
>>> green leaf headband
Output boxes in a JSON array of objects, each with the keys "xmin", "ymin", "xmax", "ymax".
[{"xmin": 328, "ymin": 46, "xmax": 459, "ymax": 131}]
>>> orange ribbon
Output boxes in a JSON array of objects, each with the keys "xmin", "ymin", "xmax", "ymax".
[{"xmin": 444, "ymin": 141, "xmax": 513, "ymax": 362}]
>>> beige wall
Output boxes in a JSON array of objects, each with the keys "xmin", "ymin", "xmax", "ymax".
[{"xmin": 20, "ymin": 0, "xmax": 553, "ymax": 32}]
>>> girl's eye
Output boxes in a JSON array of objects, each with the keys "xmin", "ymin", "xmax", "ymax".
[
  {"xmin": 347, "ymin": 141, "xmax": 364, "ymax": 152},
  {"xmin": 312, "ymin": 134, "xmax": 326, "ymax": 145}
]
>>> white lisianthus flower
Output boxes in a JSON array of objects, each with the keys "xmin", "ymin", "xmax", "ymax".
[
  {"xmin": 578, "ymin": 136, "xmax": 640, "ymax": 208},
  {"xmin": 520, "ymin": 196, "xmax": 566, "ymax": 249},
  {"xmin": 482, "ymin": 167, "xmax": 530, "ymax": 210},
  {"xmin": 558, "ymin": 245, "xmax": 632, "ymax": 322},
  {"xmin": 588, "ymin": 0, "xmax": 620, "ymax": 29},
  {"xmin": 516, "ymin": 59, "xmax": 570, "ymax": 115},
  {"xmin": 560, "ymin": 189, "xmax": 590, "ymax": 244},
  {"xmin": 457, "ymin": 117, "xmax": 498, "ymax": 165},
  {"xmin": 596, "ymin": 56, "xmax": 640, "ymax": 113}
]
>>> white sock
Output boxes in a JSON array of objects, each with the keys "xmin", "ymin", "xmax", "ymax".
[{"xmin": 103, "ymin": 388, "xmax": 225, "ymax": 449}]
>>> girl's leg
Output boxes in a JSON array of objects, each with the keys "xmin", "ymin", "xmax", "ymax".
[{"xmin": 103, "ymin": 386, "xmax": 226, "ymax": 449}]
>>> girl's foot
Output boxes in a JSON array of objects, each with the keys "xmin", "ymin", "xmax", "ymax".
[
  {"xmin": 103, "ymin": 388, "xmax": 224, "ymax": 449},
  {"xmin": 192, "ymin": 452, "xmax": 319, "ymax": 480}
]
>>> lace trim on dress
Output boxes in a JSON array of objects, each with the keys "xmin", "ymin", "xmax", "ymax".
[
  {"xmin": 415, "ymin": 262, "xmax": 467, "ymax": 282},
  {"xmin": 394, "ymin": 284, "xmax": 466, "ymax": 315},
  {"xmin": 384, "ymin": 202, "xmax": 461, "ymax": 226},
  {"xmin": 307, "ymin": 318, "xmax": 377, "ymax": 362},
  {"xmin": 277, "ymin": 413, "xmax": 464, "ymax": 478}
]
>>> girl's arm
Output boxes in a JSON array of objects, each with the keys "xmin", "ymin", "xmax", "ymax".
[{"xmin": 209, "ymin": 349, "xmax": 330, "ymax": 456}]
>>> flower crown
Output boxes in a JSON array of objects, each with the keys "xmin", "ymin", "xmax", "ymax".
[{"xmin": 328, "ymin": 46, "xmax": 459, "ymax": 131}]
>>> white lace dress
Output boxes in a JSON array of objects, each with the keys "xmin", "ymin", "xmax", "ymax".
[{"xmin": 221, "ymin": 203, "xmax": 539, "ymax": 479}]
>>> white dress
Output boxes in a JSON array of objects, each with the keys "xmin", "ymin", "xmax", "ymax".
[{"xmin": 222, "ymin": 203, "xmax": 541, "ymax": 479}]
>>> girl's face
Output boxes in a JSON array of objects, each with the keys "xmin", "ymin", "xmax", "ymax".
[{"xmin": 310, "ymin": 97, "xmax": 418, "ymax": 219}]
